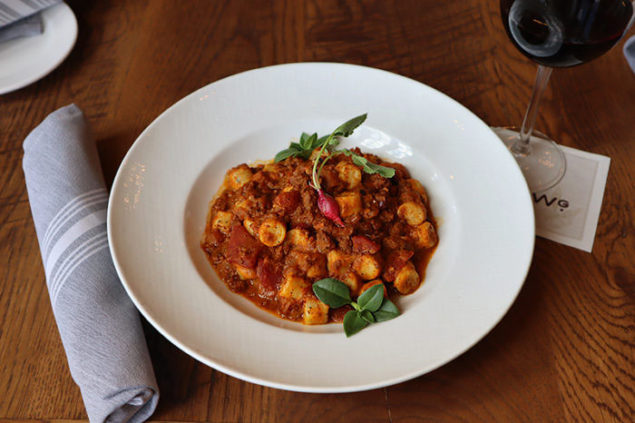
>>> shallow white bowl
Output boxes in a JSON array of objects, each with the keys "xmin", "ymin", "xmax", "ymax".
[{"xmin": 108, "ymin": 63, "xmax": 535, "ymax": 392}]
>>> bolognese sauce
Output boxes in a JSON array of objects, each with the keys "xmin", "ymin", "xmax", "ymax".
[{"xmin": 200, "ymin": 148, "xmax": 438, "ymax": 325}]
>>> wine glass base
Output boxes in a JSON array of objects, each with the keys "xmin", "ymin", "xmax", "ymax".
[{"xmin": 492, "ymin": 127, "xmax": 567, "ymax": 193}]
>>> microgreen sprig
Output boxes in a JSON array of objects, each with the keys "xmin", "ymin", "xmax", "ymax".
[
  {"xmin": 274, "ymin": 114, "xmax": 396, "ymax": 227},
  {"xmin": 310, "ymin": 114, "xmax": 368, "ymax": 190},
  {"xmin": 312, "ymin": 278, "xmax": 400, "ymax": 337}
]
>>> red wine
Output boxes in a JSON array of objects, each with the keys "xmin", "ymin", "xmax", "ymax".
[{"xmin": 501, "ymin": 0, "xmax": 634, "ymax": 67}]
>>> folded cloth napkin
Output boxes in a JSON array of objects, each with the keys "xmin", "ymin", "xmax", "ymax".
[
  {"xmin": 22, "ymin": 105, "xmax": 159, "ymax": 423},
  {"xmin": 624, "ymin": 36, "xmax": 635, "ymax": 74},
  {"xmin": 0, "ymin": 0, "xmax": 60, "ymax": 28},
  {"xmin": 0, "ymin": 13, "xmax": 42, "ymax": 43}
]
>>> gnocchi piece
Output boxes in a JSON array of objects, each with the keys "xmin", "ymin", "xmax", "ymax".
[
  {"xmin": 341, "ymin": 272, "xmax": 362, "ymax": 296},
  {"xmin": 227, "ymin": 165, "xmax": 253, "ymax": 190},
  {"xmin": 335, "ymin": 161, "xmax": 362, "ymax": 189},
  {"xmin": 303, "ymin": 297, "xmax": 329, "ymax": 325},
  {"xmin": 279, "ymin": 275, "xmax": 310, "ymax": 301},
  {"xmin": 335, "ymin": 191, "xmax": 362, "ymax": 218},
  {"xmin": 353, "ymin": 254, "xmax": 382, "ymax": 280},
  {"xmin": 407, "ymin": 178, "xmax": 429, "ymax": 204},
  {"xmin": 286, "ymin": 228, "xmax": 313, "ymax": 251},
  {"xmin": 234, "ymin": 199, "xmax": 250, "ymax": 214},
  {"xmin": 359, "ymin": 279, "xmax": 388, "ymax": 297},
  {"xmin": 211, "ymin": 211, "xmax": 232, "ymax": 234},
  {"xmin": 412, "ymin": 221, "xmax": 438, "ymax": 248},
  {"xmin": 289, "ymin": 250, "xmax": 312, "ymax": 271},
  {"xmin": 234, "ymin": 264, "xmax": 256, "ymax": 280},
  {"xmin": 243, "ymin": 218, "xmax": 258, "ymax": 237},
  {"xmin": 258, "ymin": 218, "xmax": 286, "ymax": 247},
  {"xmin": 397, "ymin": 201, "xmax": 426, "ymax": 226},
  {"xmin": 263, "ymin": 162, "xmax": 282, "ymax": 174},
  {"xmin": 307, "ymin": 262, "xmax": 326, "ymax": 279},
  {"xmin": 394, "ymin": 261, "xmax": 420, "ymax": 294},
  {"xmin": 327, "ymin": 250, "xmax": 351, "ymax": 276}
]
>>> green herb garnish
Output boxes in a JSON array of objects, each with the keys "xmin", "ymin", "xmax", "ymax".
[
  {"xmin": 339, "ymin": 149, "xmax": 395, "ymax": 178},
  {"xmin": 274, "ymin": 114, "xmax": 395, "ymax": 179},
  {"xmin": 312, "ymin": 278, "xmax": 400, "ymax": 337},
  {"xmin": 274, "ymin": 132, "xmax": 329, "ymax": 162},
  {"xmin": 274, "ymin": 114, "xmax": 395, "ymax": 228}
]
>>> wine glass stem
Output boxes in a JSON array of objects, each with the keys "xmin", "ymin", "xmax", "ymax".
[{"xmin": 513, "ymin": 65, "xmax": 553, "ymax": 156}]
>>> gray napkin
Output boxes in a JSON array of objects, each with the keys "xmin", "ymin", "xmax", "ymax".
[
  {"xmin": 0, "ymin": 0, "xmax": 59, "ymax": 27},
  {"xmin": 22, "ymin": 104, "xmax": 159, "ymax": 423},
  {"xmin": 0, "ymin": 13, "xmax": 42, "ymax": 43},
  {"xmin": 624, "ymin": 36, "xmax": 635, "ymax": 74}
]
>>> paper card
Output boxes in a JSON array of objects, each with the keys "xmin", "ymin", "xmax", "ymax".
[{"xmin": 531, "ymin": 145, "xmax": 610, "ymax": 252}]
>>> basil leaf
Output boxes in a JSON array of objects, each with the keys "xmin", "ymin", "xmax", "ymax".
[
  {"xmin": 301, "ymin": 133, "xmax": 317, "ymax": 150},
  {"xmin": 333, "ymin": 114, "xmax": 367, "ymax": 137},
  {"xmin": 343, "ymin": 310, "xmax": 368, "ymax": 337},
  {"xmin": 299, "ymin": 133, "xmax": 311, "ymax": 149},
  {"xmin": 373, "ymin": 298, "xmax": 400, "ymax": 322},
  {"xmin": 357, "ymin": 284, "xmax": 384, "ymax": 312},
  {"xmin": 351, "ymin": 154, "xmax": 368, "ymax": 168},
  {"xmin": 360, "ymin": 309, "xmax": 376, "ymax": 323},
  {"xmin": 326, "ymin": 137, "xmax": 340, "ymax": 150},
  {"xmin": 312, "ymin": 278, "xmax": 351, "ymax": 308},
  {"xmin": 313, "ymin": 134, "xmax": 330, "ymax": 149},
  {"xmin": 346, "ymin": 152, "xmax": 395, "ymax": 178},
  {"xmin": 364, "ymin": 161, "xmax": 395, "ymax": 178},
  {"xmin": 274, "ymin": 148, "xmax": 299, "ymax": 163},
  {"xmin": 298, "ymin": 149, "xmax": 313, "ymax": 159}
]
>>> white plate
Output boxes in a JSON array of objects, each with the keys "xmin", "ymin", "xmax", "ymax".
[
  {"xmin": 0, "ymin": 3, "xmax": 77, "ymax": 95},
  {"xmin": 108, "ymin": 63, "xmax": 535, "ymax": 392}
]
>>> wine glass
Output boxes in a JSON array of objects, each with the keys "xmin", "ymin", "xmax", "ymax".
[{"xmin": 495, "ymin": 0, "xmax": 634, "ymax": 192}]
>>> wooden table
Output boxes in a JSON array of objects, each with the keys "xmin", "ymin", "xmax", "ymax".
[{"xmin": 2, "ymin": 1, "xmax": 633, "ymax": 422}]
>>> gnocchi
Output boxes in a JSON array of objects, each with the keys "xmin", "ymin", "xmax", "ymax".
[
  {"xmin": 227, "ymin": 165, "xmax": 253, "ymax": 190},
  {"xmin": 353, "ymin": 255, "xmax": 382, "ymax": 280},
  {"xmin": 397, "ymin": 201, "xmax": 426, "ymax": 226},
  {"xmin": 335, "ymin": 191, "xmax": 362, "ymax": 217},
  {"xmin": 202, "ymin": 142, "xmax": 438, "ymax": 326},
  {"xmin": 258, "ymin": 218, "xmax": 286, "ymax": 247}
]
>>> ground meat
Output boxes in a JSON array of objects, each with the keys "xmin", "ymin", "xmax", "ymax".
[
  {"xmin": 316, "ymin": 230, "xmax": 334, "ymax": 254},
  {"xmin": 201, "ymin": 147, "xmax": 438, "ymax": 324}
]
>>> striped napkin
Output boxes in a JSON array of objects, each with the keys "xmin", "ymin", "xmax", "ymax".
[
  {"xmin": 22, "ymin": 105, "xmax": 159, "ymax": 423},
  {"xmin": 0, "ymin": 0, "xmax": 60, "ymax": 27},
  {"xmin": 625, "ymin": 36, "xmax": 635, "ymax": 73},
  {"xmin": 0, "ymin": 0, "xmax": 61, "ymax": 42}
]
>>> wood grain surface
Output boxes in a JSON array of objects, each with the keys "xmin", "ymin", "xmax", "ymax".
[{"xmin": 1, "ymin": 1, "xmax": 634, "ymax": 422}]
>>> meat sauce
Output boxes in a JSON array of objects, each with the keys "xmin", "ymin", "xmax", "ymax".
[{"xmin": 200, "ymin": 148, "xmax": 438, "ymax": 325}]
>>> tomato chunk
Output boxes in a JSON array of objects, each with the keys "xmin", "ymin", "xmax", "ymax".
[
  {"xmin": 257, "ymin": 256, "xmax": 282, "ymax": 291},
  {"xmin": 352, "ymin": 235, "xmax": 381, "ymax": 254},
  {"xmin": 227, "ymin": 223, "xmax": 262, "ymax": 268}
]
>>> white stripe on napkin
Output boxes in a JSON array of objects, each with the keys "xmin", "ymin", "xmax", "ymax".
[
  {"xmin": 45, "ymin": 209, "xmax": 106, "ymax": 280},
  {"xmin": 48, "ymin": 230, "xmax": 107, "ymax": 293},
  {"xmin": 42, "ymin": 188, "xmax": 107, "ymax": 253},
  {"xmin": 51, "ymin": 236, "xmax": 110, "ymax": 306}
]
